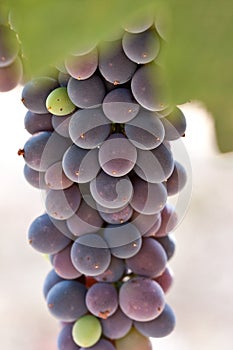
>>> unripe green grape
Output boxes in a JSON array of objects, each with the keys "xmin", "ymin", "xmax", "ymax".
[
  {"xmin": 46, "ymin": 87, "xmax": 76, "ymax": 116},
  {"xmin": 115, "ymin": 327, "xmax": 152, "ymax": 350},
  {"xmin": 72, "ymin": 314, "xmax": 102, "ymax": 348}
]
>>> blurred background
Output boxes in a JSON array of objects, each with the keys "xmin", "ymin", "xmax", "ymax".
[{"xmin": 0, "ymin": 87, "xmax": 232, "ymax": 350}]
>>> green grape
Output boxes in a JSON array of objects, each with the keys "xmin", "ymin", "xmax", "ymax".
[
  {"xmin": 46, "ymin": 87, "xmax": 76, "ymax": 116},
  {"xmin": 115, "ymin": 327, "xmax": 152, "ymax": 350},
  {"xmin": 72, "ymin": 314, "xmax": 102, "ymax": 347}
]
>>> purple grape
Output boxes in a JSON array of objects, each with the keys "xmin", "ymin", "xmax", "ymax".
[
  {"xmin": 154, "ymin": 266, "xmax": 174, "ymax": 294},
  {"xmin": 52, "ymin": 114, "xmax": 72, "ymax": 138},
  {"xmin": 119, "ymin": 276, "xmax": 165, "ymax": 321},
  {"xmin": 98, "ymin": 204, "xmax": 133, "ymax": 225},
  {"xmin": 52, "ymin": 243, "xmax": 82, "ymax": 279},
  {"xmin": 23, "ymin": 164, "xmax": 47, "ymax": 189},
  {"xmin": 166, "ymin": 160, "xmax": 187, "ymax": 196},
  {"xmin": 94, "ymin": 256, "xmax": 126, "ymax": 283},
  {"xmin": 65, "ymin": 48, "xmax": 98, "ymax": 80},
  {"xmin": 161, "ymin": 107, "xmax": 187, "ymax": 140},
  {"xmin": 155, "ymin": 234, "xmax": 176, "ymax": 261},
  {"xmin": 155, "ymin": 204, "xmax": 178, "ymax": 237},
  {"xmin": 43, "ymin": 269, "xmax": 64, "ymax": 299},
  {"xmin": 80, "ymin": 339, "xmax": 115, "ymax": 350},
  {"xmin": 24, "ymin": 111, "xmax": 53, "ymax": 134},
  {"xmin": 101, "ymin": 307, "xmax": 132, "ymax": 339},
  {"xmin": 57, "ymin": 323, "xmax": 80, "ymax": 350},
  {"xmin": 0, "ymin": 56, "xmax": 23, "ymax": 92},
  {"xmin": 131, "ymin": 211, "xmax": 161, "ymax": 237},
  {"xmin": 45, "ymin": 161, "xmax": 73, "ymax": 190},
  {"xmin": 0, "ymin": 25, "xmax": 19, "ymax": 67}
]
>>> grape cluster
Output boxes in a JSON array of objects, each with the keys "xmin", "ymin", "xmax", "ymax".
[
  {"xmin": 0, "ymin": 18, "xmax": 23, "ymax": 92},
  {"xmin": 19, "ymin": 14, "xmax": 187, "ymax": 350}
]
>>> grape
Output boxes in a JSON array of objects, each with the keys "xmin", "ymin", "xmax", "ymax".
[
  {"xmin": 102, "ymin": 88, "xmax": 140, "ymax": 123},
  {"xmin": 28, "ymin": 213, "xmax": 71, "ymax": 254},
  {"xmin": 0, "ymin": 25, "xmax": 19, "ymax": 67},
  {"xmin": 134, "ymin": 143, "xmax": 174, "ymax": 183},
  {"xmin": 0, "ymin": 56, "xmax": 23, "ymax": 92},
  {"xmin": 126, "ymin": 237, "xmax": 167, "ymax": 278},
  {"xmin": 124, "ymin": 108, "xmax": 165, "ymax": 150},
  {"xmin": 72, "ymin": 315, "xmax": 102, "ymax": 348},
  {"xmin": 98, "ymin": 133, "xmax": 137, "ymax": 177},
  {"xmin": 103, "ymin": 222, "xmax": 142, "ymax": 259},
  {"xmin": 131, "ymin": 63, "xmax": 168, "ymax": 111},
  {"xmin": 80, "ymin": 339, "xmax": 116, "ymax": 350},
  {"xmin": 155, "ymin": 234, "xmax": 176, "ymax": 261},
  {"xmin": 98, "ymin": 204, "xmax": 133, "ymax": 225},
  {"xmin": 122, "ymin": 12, "xmax": 154, "ymax": 33},
  {"xmin": 43, "ymin": 269, "xmax": 64, "ymax": 299},
  {"xmin": 55, "ymin": 61, "xmax": 68, "ymax": 74},
  {"xmin": 101, "ymin": 307, "xmax": 132, "ymax": 339},
  {"xmin": 115, "ymin": 327, "xmax": 152, "ymax": 350},
  {"xmin": 57, "ymin": 323, "xmax": 80, "ymax": 350},
  {"xmin": 67, "ymin": 74, "xmax": 106, "ymax": 108},
  {"xmin": 45, "ymin": 161, "xmax": 73, "ymax": 190},
  {"xmin": 130, "ymin": 175, "xmax": 167, "ymax": 215},
  {"xmin": 66, "ymin": 200, "xmax": 103, "ymax": 236},
  {"xmin": 58, "ymin": 71, "xmax": 71, "ymax": 86},
  {"xmin": 71, "ymin": 233, "xmax": 111, "ymax": 276},
  {"xmin": 85, "ymin": 282, "xmax": 118, "ymax": 319},
  {"xmin": 23, "ymin": 164, "xmax": 47, "ymax": 189},
  {"xmin": 52, "ymin": 243, "xmax": 82, "ymax": 279},
  {"xmin": 119, "ymin": 277, "xmax": 165, "ymax": 321},
  {"xmin": 21, "ymin": 131, "xmax": 72, "ymax": 172},
  {"xmin": 49, "ymin": 217, "xmax": 76, "ymax": 241},
  {"xmin": 21, "ymin": 77, "xmax": 59, "ymax": 114},
  {"xmin": 131, "ymin": 211, "xmax": 161, "ymax": 237},
  {"xmin": 45, "ymin": 184, "xmax": 81, "ymax": 220},
  {"xmin": 154, "ymin": 266, "xmax": 174, "ymax": 294},
  {"xmin": 65, "ymin": 48, "xmax": 98, "ymax": 80},
  {"xmin": 99, "ymin": 40, "xmax": 137, "ymax": 85},
  {"xmin": 24, "ymin": 111, "xmax": 53, "ymax": 134},
  {"xmin": 71, "ymin": 40, "xmax": 97, "ymax": 56},
  {"xmin": 161, "ymin": 107, "xmax": 187, "ymax": 140},
  {"xmin": 90, "ymin": 171, "xmax": 133, "ymax": 210},
  {"xmin": 46, "ymin": 87, "xmax": 76, "ymax": 116},
  {"xmin": 166, "ymin": 160, "xmax": 187, "ymax": 196},
  {"xmin": 155, "ymin": 204, "xmax": 178, "ymax": 237},
  {"xmin": 47, "ymin": 280, "xmax": 87, "ymax": 322},
  {"xmin": 94, "ymin": 256, "xmax": 125, "ymax": 283},
  {"xmin": 134, "ymin": 304, "xmax": 176, "ymax": 338},
  {"xmin": 62, "ymin": 145, "xmax": 100, "ymax": 183},
  {"xmin": 69, "ymin": 107, "xmax": 111, "ymax": 149},
  {"xmin": 52, "ymin": 114, "xmax": 72, "ymax": 138},
  {"xmin": 122, "ymin": 28, "xmax": 160, "ymax": 64}
]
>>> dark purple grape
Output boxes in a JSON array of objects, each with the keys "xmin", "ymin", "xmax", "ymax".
[
  {"xmin": 131, "ymin": 62, "xmax": 169, "ymax": 111},
  {"xmin": 166, "ymin": 160, "xmax": 187, "ymax": 195},
  {"xmin": 57, "ymin": 323, "xmax": 80, "ymax": 350},
  {"xmin": 126, "ymin": 237, "xmax": 167, "ymax": 278},
  {"xmin": 102, "ymin": 88, "xmax": 140, "ymax": 123},
  {"xmin": 0, "ymin": 56, "xmax": 23, "ymax": 92},
  {"xmin": 99, "ymin": 40, "xmax": 137, "ymax": 85},
  {"xmin": 124, "ymin": 108, "xmax": 165, "ymax": 150},
  {"xmin": 67, "ymin": 74, "xmax": 106, "ymax": 108},
  {"xmin": 101, "ymin": 307, "xmax": 132, "ymax": 339},
  {"xmin": 103, "ymin": 222, "xmax": 142, "ymax": 259},
  {"xmin": 154, "ymin": 204, "xmax": 178, "ymax": 237},
  {"xmin": 46, "ymin": 280, "xmax": 87, "ymax": 322},
  {"xmin": 45, "ymin": 161, "xmax": 73, "ymax": 190},
  {"xmin": 130, "ymin": 175, "xmax": 167, "ymax": 215},
  {"xmin": 86, "ymin": 282, "xmax": 118, "ymax": 319},
  {"xmin": 161, "ymin": 107, "xmax": 187, "ymax": 140},
  {"xmin": 98, "ymin": 204, "xmax": 133, "ymax": 225},
  {"xmin": 71, "ymin": 233, "xmax": 111, "ymax": 276},
  {"xmin": 58, "ymin": 71, "xmax": 71, "ymax": 86},
  {"xmin": 155, "ymin": 234, "xmax": 176, "ymax": 261},
  {"xmin": 134, "ymin": 304, "xmax": 176, "ymax": 338},
  {"xmin": 69, "ymin": 107, "xmax": 111, "ymax": 149},
  {"xmin": 45, "ymin": 184, "xmax": 81, "ymax": 220},
  {"xmin": 154, "ymin": 266, "xmax": 174, "ymax": 294},
  {"xmin": 21, "ymin": 76, "xmax": 59, "ymax": 114},
  {"xmin": 28, "ymin": 213, "xmax": 71, "ymax": 254},
  {"xmin": 131, "ymin": 211, "xmax": 161, "ymax": 237},
  {"xmin": 119, "ymin": 277, "xmax": 165, "ymax": 321},
  {"xmin": 66, "ymin": 200, "xmax": 103, "ymax": 236},
  {"xmin": 24, "ymin": 111, "xmax": 54, "ymax": 134},
  {"xmin": 43, "ymin": 269, "xmax": 64, "ymax": 299},
  {"xmin": 23, "ymin": 164, "xmax": 47, "ymax": 189},
  {"xmin": 94, "ymin": 256, "xmax": 125, "ymax": 283},
  {"xmin": 90, "ymin": 171, "xmax": 133, "ymax": 210},
  {"xmin": 80, "ymin": 339, "xmax": 115, "ymax": 350},
  {"xmin": 52, "ymin": 243, "xmax": 82, "ymax": 279},
  {"xmin": 65, "ymin": 48, "xmax": 98, "ymax": 80},
  {"xmin": 0, "ymin": 25, "xmax": 19, "ymax": 67},
  {"xmin": 98, "ymin": 133, "xmax": 137, "ymax": 177},
  {"xmin": 122, "ymin": 28, "xmax": 160, "ymax": 64},
  {"xmin": 52, "ymin": 114, "xmax": 72, "ymax": 138},
  {"xmin": 134, "ymin": 143, "xmax": 174, "ymax": 183},
  {"xmin": 62, "ymin": 145, "xmax": 100, "ymax": 183}
]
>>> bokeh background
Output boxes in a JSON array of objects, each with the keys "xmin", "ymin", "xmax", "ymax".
[{"xmin": 0, "ymin": 88, "xmax": 232, "ymax": 350}]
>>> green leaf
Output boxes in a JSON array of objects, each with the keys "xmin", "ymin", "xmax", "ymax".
[{"xmin": 163, "ymin": 0, "xmax": 233, "ymax": 152}]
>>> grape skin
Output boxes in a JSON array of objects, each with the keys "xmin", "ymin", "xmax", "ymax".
[
  {"xmin": 65, "ymin": 47, "xmax": 98, "ymax": 80},
  {"xmin": 0, "ymin": 25, "xmax": 19, "ymax": 67},
  {"xmin": 101, "ymin": 307, "xmax": 132, "ymax": 339},
  {"xmin": 43, "ymin": 269, "xmax": 64, "ymax": 299},
  {"xmin": 57, "ymin": 323, "xmax": 80, "ymax": 350},
  {"xmin": 24, "ymin": 111, "xmax": 54, "ymax": 134},
  {"xmin": 0, "ymin": 56, "xmax": 23, "ymax": 92},
  {"xmin": 52, "ymin": 243, "xmax": 82, "ymax": 279}
]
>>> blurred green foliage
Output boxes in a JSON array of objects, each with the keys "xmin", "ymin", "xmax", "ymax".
[{"xmin": 2, "ymin": 0, "xmax": 233, "ymax": 152}]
